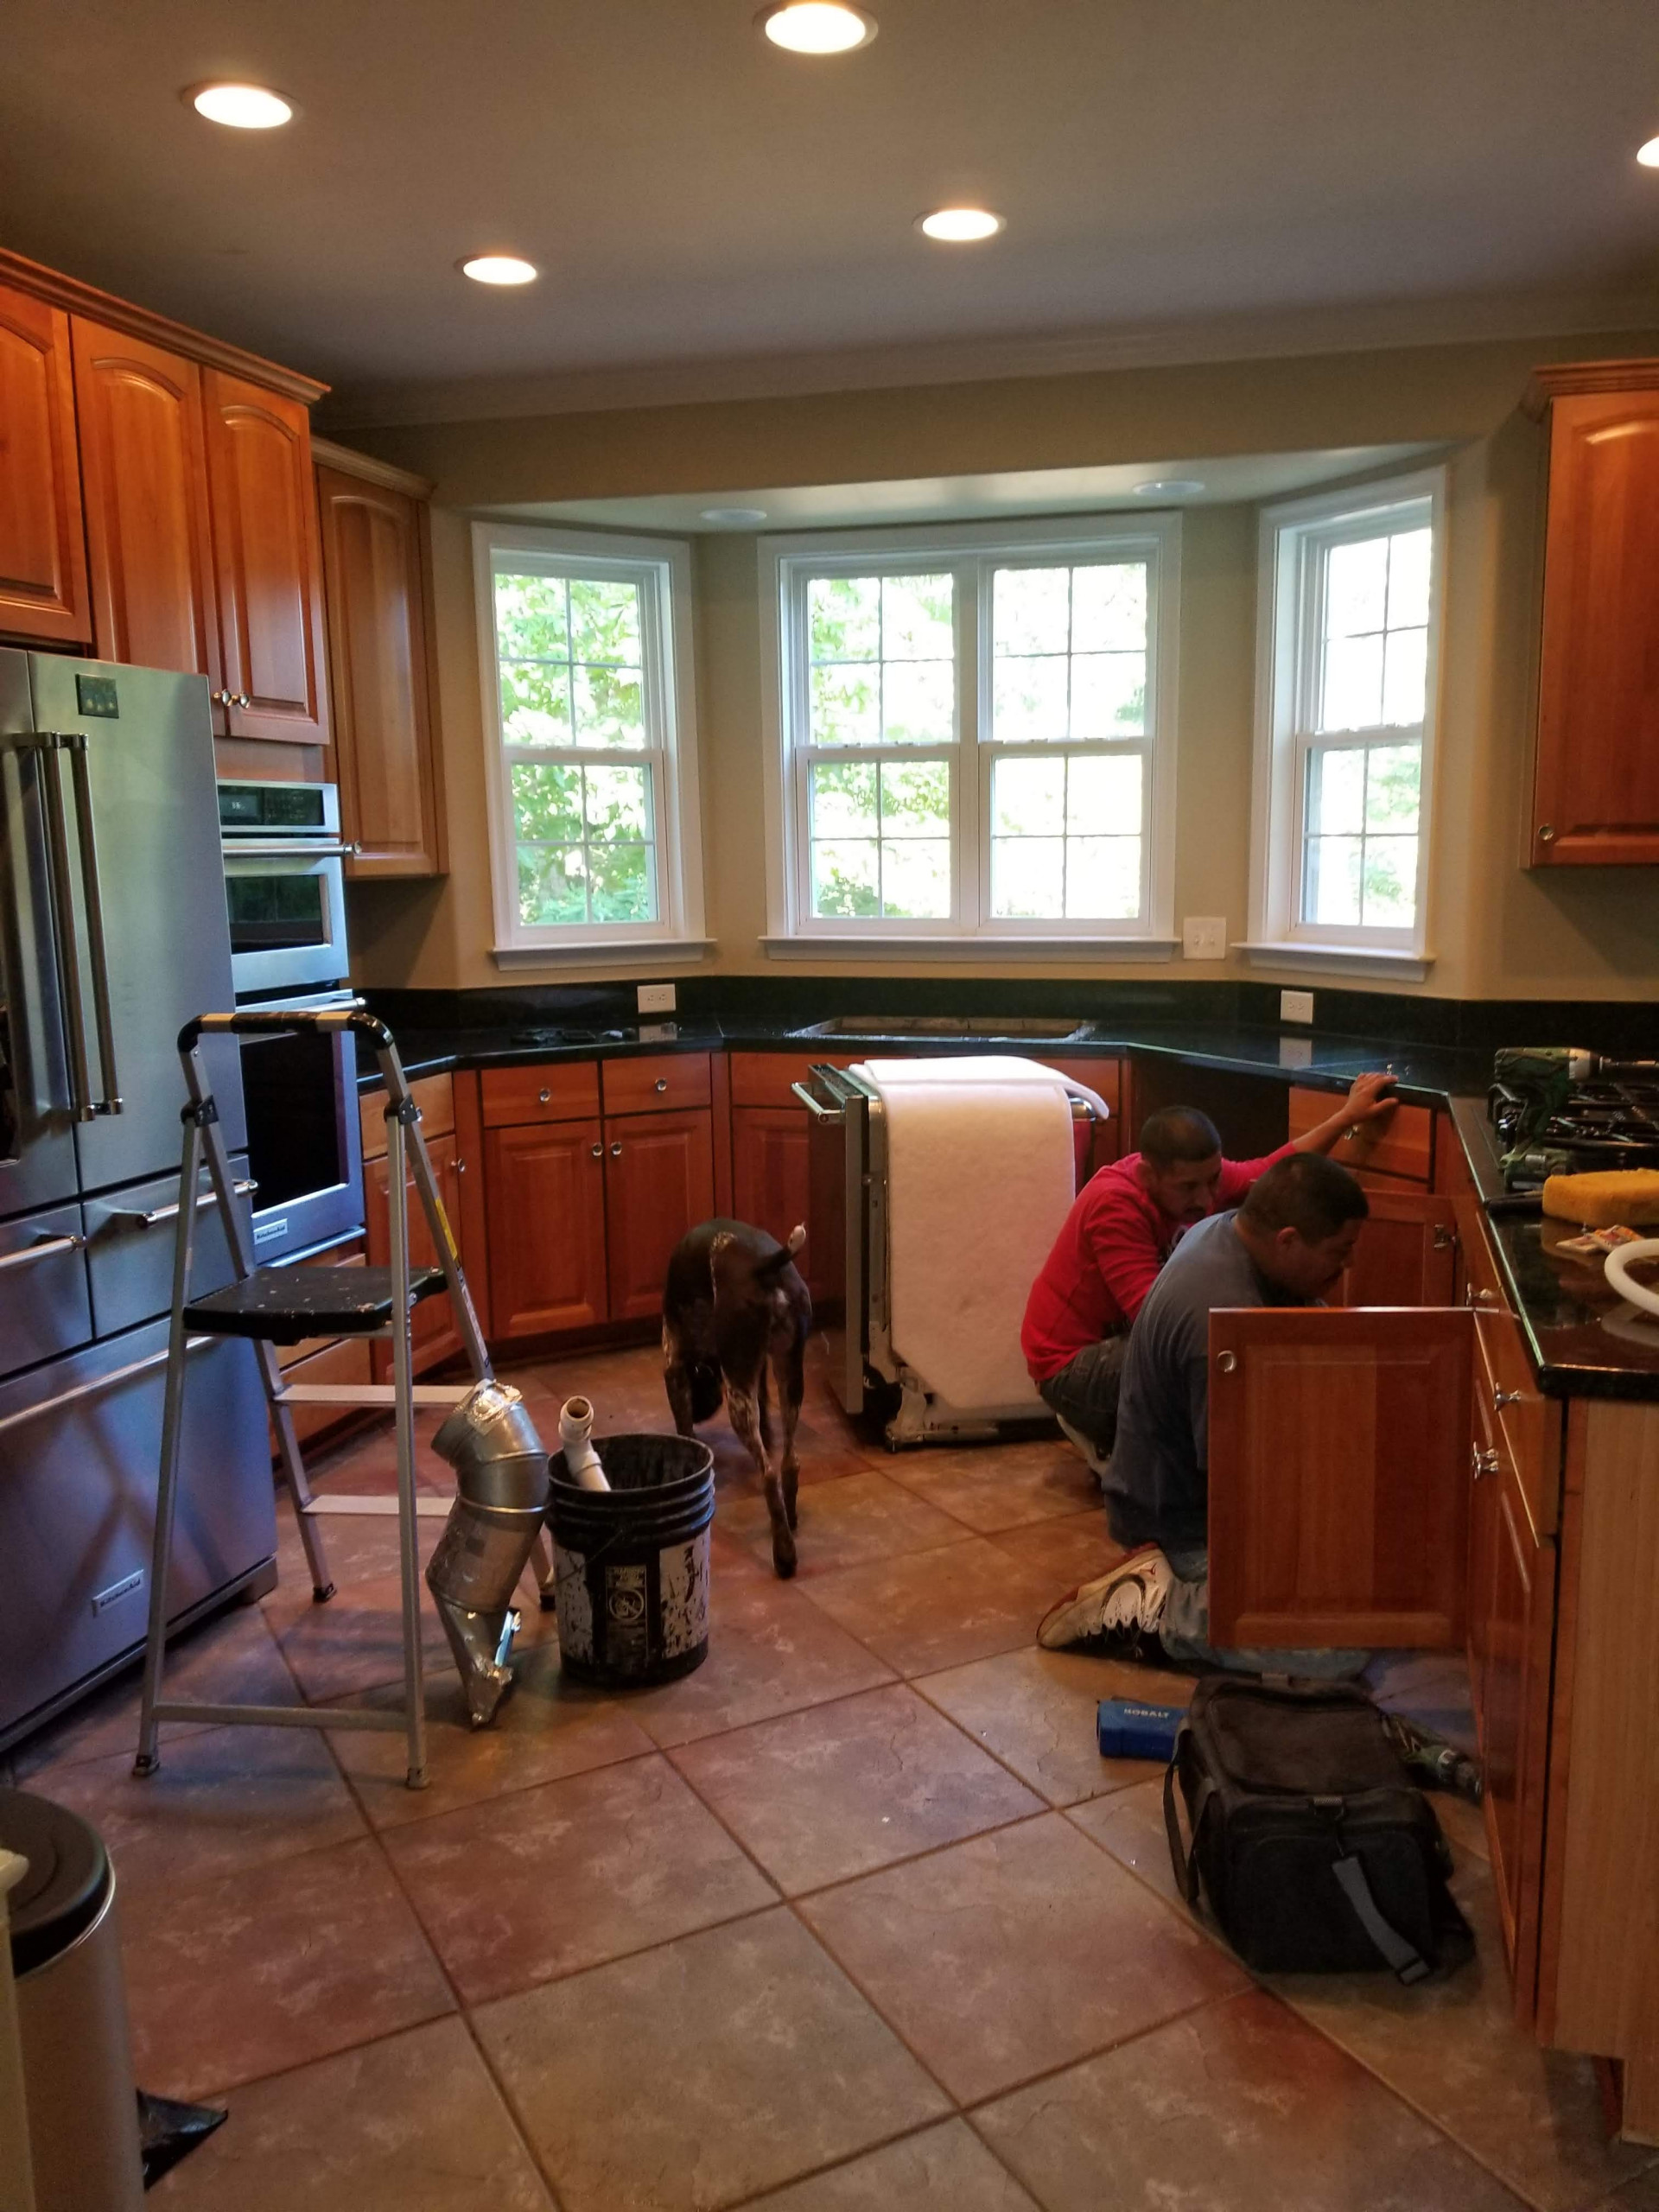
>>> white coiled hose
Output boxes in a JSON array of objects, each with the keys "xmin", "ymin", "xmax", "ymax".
[{"xmin": 1604, "ymin": 1237, "xmax": 1659, "ymax": 1319}]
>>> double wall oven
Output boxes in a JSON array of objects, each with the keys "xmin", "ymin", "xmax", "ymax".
[{"xmin": 219, "ymin": 780, "xmax": 363, "ymax": 1262}]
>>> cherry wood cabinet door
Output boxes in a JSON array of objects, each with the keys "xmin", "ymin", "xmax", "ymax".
[
  {"xmin": 0, "ymin": 282, "xmax": 90, "ymax": 645},
  {"xmin": 1208, "ymin": 1306, "xmax": 1471, "ymax": 1650},
  {"xmin": 315, "ymin": 464, "xmax": 441, "ymax": 874},
  {"xmin": 71, "ymin": 318, "xmax": 219, "ymax": 682},
  {"xmin": 731, "ymin": 1104, "xmax": 822, "ymax": 1290},
  {"xmin": 604, "ymin": 1109, "xmax": 715, "ymax": 1322},
  {"xmin": 200, "ymin": 368, "xmax": 330, "ymax": 746},
  {"xmin": 1531, "ymin": 385, "xmax": 1659, "ymax": 866},
  {"xmin": 365, "ymin": 1131, "xmax": 466, "ymax": 1376},
  {"xmin": 483, "ymin": 1120, "xmax": 607, "ymax": 1338},
  {"xmin": 1329, "ymin": 1187, "xmax": 1459, "ymax": 1308}
]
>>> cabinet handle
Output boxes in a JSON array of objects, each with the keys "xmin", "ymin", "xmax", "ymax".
[
  {"xmin": 655, "ymin": 1077, "xmax": 669, "ymax": 1093},
  {"xmin": 610, "ymin": 1141, "xmax": 623, "ymax": 1158},
  {"xmin": 538, "ymin": 1088, "xmax": 551, "ymax": 1104},
  {"xmin": 1216, "ymin": 1350, "xmax": 1237, "ymax": 1374},
  {"xmin": 1432, "ymin": 1224, "xmax": 1457, "ymax": 1251},
  {"xmin": 212, "ymin": 688, "xmax": 234, "ymax": 707},
  {"xmin": 1493, "ymin": 1387, "xmax": 1522, "ymax": 1410},
  {"xmin": 1465, "ymin": 1286, "xmax": 1497, "ymax": 1308},
  {"xmin": 1537, "ymin": 824, "xmax": 1556, "ymax": 844},
  {"xmin": 1471, "ymin": 1442, "xmax": 1500, "ymax": 1480},
  {"xmin": 590, "ymin": 1142, "xmax": 603, "ymax": 1159},
  {"xmin": 454, "ymin": 1158, "xmax": 466, "ymax": 1176},
  {"xmin": 236, "ymin": 693, "xmax": 252, "ymax": 709}
]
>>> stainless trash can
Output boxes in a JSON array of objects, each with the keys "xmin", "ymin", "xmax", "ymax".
[{"xmin": 1, "ymin": 1789, "xmax": 144, "ymax": 2212}]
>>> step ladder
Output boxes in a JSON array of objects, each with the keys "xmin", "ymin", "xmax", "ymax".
[{"xmin": 134, "ymin": 1006, "xmax": 493, "ymax": 1790}]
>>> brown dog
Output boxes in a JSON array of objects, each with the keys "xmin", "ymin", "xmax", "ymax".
[{"xmin": 663, "ymin": 1218, "xmax": 811, "ymax": 1577}]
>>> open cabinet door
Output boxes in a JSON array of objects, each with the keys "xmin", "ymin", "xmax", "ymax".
[
  {"xmin": 1335, "ymin": 1188, "xmax": 1459, "ymax": 1308},
  {"xmin": 1209, "ymin": 1306, "xmax": 1472, "ymax": 1651}
]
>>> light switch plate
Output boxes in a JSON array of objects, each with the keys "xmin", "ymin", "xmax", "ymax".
[
  {"xmin": 637, "ymin": 982, "xmax": 677, "ymax": 1014},
  {"xmin": 1280, "ymin": 988, "xmax": 1314, "ymax": 1024},
  {"xmin": 1182, "ymin": 915, "xmax": 1227, "ymax": 960}
]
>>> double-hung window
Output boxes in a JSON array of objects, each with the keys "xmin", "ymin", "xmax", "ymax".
[
  {"xmin": 1248, "ymin": 471, "xmax": 1444, "ymax": 975},
  {"xmin": 474, "ymin": 524, "xmax": 706, "ymax": 959},
  {"xmin": 761, "ymin": 518, "xmax": 1179, "ymax": 951}
]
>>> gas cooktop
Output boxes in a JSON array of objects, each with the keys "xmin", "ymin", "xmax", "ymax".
[{"xmin": 509, "ymin": 1022, "xmax": 679, "ymax": 1049}]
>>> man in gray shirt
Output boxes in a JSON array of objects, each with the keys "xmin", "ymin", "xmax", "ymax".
[{"xmin": 1038, "ymin": 1152, "xmax": 1368, "ymax": 1671}]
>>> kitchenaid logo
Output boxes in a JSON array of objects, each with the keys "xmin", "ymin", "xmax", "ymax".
[
  {"xmin": 253, "ymin": 1217, "xmax": 289, "ymax": 1245},
  {"xmin": 92, "ymin": 1569, "xmax": 143, "ymax": 1614}
]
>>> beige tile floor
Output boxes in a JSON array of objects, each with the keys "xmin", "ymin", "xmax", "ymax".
[{"xmin": 7, "ymin": 1337, "xmax": 1656, "ymax": 2212}]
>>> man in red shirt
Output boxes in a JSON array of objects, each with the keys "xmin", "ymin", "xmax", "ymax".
[{"xmin": 1022, "ymin": 1072, "xmax": 1399, "ymax": 1463}]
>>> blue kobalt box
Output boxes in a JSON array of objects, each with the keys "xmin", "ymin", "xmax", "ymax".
[{"xmin": 1097, "ymin": 1698, "xmax": 1184, "ymax": 1761}]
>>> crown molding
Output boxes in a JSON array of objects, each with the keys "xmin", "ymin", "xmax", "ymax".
[
  {"xmin": 311, "ymin": 435, "xmax": 434, "ymax": 499},
  {"xmin": 1521, "ymin": 355, "xmax": 1659, "ymax": 420},
  {"xmin": 321, "ymin": 283, "xmax": 1659, "ymax": 433}
]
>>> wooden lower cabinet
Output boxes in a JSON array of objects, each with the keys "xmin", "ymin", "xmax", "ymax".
[
  {"xmin": 1335, "ymin": 1185, "xmax": 1459, "ymax": 1307},
  {"xmin": 484, "ymin": 1120, "xmax": 608, "ymax": 1338},
  {"xmin": 603, "ymin": 1109, "xmax": 715, "ymax": 1322},
  {"xmin": 732, "ymin": 1105, "xmax": 817, "ymax": 1288}
]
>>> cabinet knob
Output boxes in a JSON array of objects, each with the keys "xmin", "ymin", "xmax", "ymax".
[
  {"xmin": 655, "ymin": 1077, "xmax": 668, "ymax": 1093},
  {"xmin": 1537, "ymin": 824, "xmax": 1556, "ymax": 844},
  {"xmin": 590, "ymin": 1142, "xmax": 603, "ymax": 1159},
  {"xmin": 1471, "ymin": 1442, "xmax": 1500, "ymax": 1480},
  {"xmin": 454, "ymin": 1158, "xmax": 466, "ymax": 1175},
  {"xmin": 236, "ymin": 693, "xmax": 252, "ymax": 709},
  {"xmin": 1465, "ymin": 1286, "xmax": 1497, "ymax": 1308},
  {"xmin": 610, "ymin": 1141, "xmax": 623, "ymax": 1158},
  {"xmin": 538, "ymin": 1088, "xmax": 551, "ymax": 1104},
  {"xmin": 1217, "ymin": 1350, "xmax": 1237, "ymax": 1374},
  {"xmin": 1493, "ymin": 1387, "xmax": 1522, "ymax": 1410},
  {"xmin": 212, "ymin": 688, "xmax": 234, "ymax": 707}
]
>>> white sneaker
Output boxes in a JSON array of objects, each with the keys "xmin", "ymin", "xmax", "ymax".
[{"xmin": 1037, "ymin": 1545, "xmax": 1173, "ymax": 1653}]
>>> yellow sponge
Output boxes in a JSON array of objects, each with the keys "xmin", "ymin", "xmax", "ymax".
[{"xmin": 1541, "ymin": 1169, "xmax": 1659, "ymax": 1228}]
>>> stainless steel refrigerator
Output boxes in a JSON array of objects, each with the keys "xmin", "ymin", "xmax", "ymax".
[{"xmin": 0, "ymin": 652, "xmax": 276, "ymax": 1750}]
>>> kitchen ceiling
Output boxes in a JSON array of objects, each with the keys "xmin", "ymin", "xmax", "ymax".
[{"xmin": 3, "ymin": 0, "xmax": 1658, "ymax": 416}]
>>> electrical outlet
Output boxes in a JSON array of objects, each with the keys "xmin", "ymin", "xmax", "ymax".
[
  {"xmin": 1182, "ymin": 916, "xmax": 1227, "ymax": 960},
  {"xmin": 637, "ymin": 982, "xmax": 677, "ymax": 1014},
  {"xmin": 1280, "ymin": 988, "xmax": 1314, "ymax": 1025}
]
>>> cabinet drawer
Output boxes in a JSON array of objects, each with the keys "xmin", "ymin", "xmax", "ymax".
[
  {"xmin": 602, "ymin": 1052, "xmax": 711, "ymax": 1116},
  {"xmin": 729, "ymin": 1052, "xmax": 832, "ymax": 1109},
  {"xmin": 480, "ymin": 1061, "xmax": 601, "ymax": 1128},
  {"xmin": 1287, "ymin": 1087, "xmax": 1434, "ymax": 1183},
  {"xmin": 360, "ymin": 1071, "xmax": 454, "ymax": 1160},
  {"xmin": 1475, "ymin": 1306, "xmax": 1560, "ymax": 1541}
]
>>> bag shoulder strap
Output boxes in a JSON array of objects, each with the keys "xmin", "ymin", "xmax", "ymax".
[
  {"xmin": 1331, "ymin": 1853, "xmax": 1433, "ymax": 1986},
  {"xmin": 1164, "ymin": 1748, "xmax": 1215, "ymax": 1909}
]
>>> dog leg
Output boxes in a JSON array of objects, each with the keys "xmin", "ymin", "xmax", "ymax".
[
  {"xmin": 772, "ymin": 1327, "xmax": 805, "ymax": 1534},
  {"xmin": 728, "ymin": 1382, "xmax": 795, "ymax": 1579},
  {"xmin": 663, "ymin": 1326, "xmax": 698, "ymax": 1440}
]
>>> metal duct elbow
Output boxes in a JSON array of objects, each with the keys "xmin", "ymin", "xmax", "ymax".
[{"xmin": 426, "ymin": 1380, "xmax": 550, "ymax": 1726}]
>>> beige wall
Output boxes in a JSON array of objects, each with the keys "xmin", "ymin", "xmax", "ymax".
[{"xmin": 345, "ymin": 327, "xmax": 1659, "ymax": 1002}]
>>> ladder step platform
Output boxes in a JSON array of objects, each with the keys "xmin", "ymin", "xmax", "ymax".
[{"xmin": 184, "ymin": 1264, "xmax": 447, "ymax": 1344}]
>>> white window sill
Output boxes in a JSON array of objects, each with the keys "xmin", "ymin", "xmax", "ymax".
[
  {"xmin": 1233, "ymin": 940, "xmax": 1435, "ymax": 984},
  {"xmin": 760, "ymin": 935, "xmax": 1180, "ymax": 963},
  {"xmin": 493, "ymin": 938, "xmax": 716, "ymax": 969}
]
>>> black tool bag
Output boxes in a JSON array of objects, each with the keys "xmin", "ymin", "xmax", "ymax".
[{"xmin": 1163, "ymin": 1676, "xmax": 1474, "ymax": 1981}]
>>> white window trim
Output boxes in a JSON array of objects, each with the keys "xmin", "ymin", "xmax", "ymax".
[
  {"xmin": 1243, "ymin": 467, "xmax": 1445, "ymax": 981},
  {"xmin": 759, "ymin": 513, "xmax": 1179, "ymax": 955},
  {"xmin": 472, "ymin": 521, "xmax": 708, "ymax": 960}
]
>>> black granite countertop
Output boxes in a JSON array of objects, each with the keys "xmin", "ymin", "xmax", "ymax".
[{"xmin": 353, "ymin": 1008, "xmax": 1659, "ymax": 1402}]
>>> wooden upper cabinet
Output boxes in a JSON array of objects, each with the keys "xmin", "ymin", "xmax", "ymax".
[
  {"xmin": 1525, "ymin": 364, "xmax": 1659, "ymax": 866},
  {"xmin": 71, "ymin": 318, "xmax": 218, "ymax": 683},
  {"xmin": 200, "ymin": 367, "xmax": 329, "ymax": 746},
  {"xmin": 0, "ymin": 282, "xmax": 90, "ymax": 645},
  {"xmin": 315, "ymin": 446, "xmax": 443, "ymax": 875},
  {"xmin": 1207, "ymin": 1306, "xmax": 1471, "ymax": 1652}
]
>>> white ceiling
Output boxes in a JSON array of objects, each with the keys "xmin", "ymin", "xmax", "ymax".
[
  {"xmin": 3, "ymin": 0, "xmax": 1658, "ymax": 416},
  {"xmin": 485, "ymin": 446, "xmax": 1443, "ymax": 533}
]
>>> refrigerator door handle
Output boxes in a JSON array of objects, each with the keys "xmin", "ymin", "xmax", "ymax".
[
  {"xmin": 0, "ymin": 1231, "xmax": 86, "ymax": 1274},
  {"xmin": 35, "ymin": 736, "xmax": 96, "ymax": 1123},
  {"xmin": 61, "ymin": 733, "xmax": 123, "ymax": 1116}
]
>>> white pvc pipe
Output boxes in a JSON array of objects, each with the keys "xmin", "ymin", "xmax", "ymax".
[
  {"xmin": 0, "ymin": 1848, "xmax": 37, "ymax": 2212},
  {"xmin": 558, "ymin": 1398, "xmax": 611, "ymax": 1491},
  {"xmin": 1605, "ymin": 1237, "xmax": 1659, "ymax": 1319}
]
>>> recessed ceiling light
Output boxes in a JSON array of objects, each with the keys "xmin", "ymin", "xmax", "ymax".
[
  {"xmin": 1133, "ymin": 478, "xmax": 1206, "ymax": 498},
  {"xmin": 459, "ymin": 255, "xmax": 539, "ymax": 286},
  {"xmin": 185, "ymin": 82, "xmax": 294, "ymax": 129},
  {"xmin": 756, "ymin": 3, "xmax": 877, "ymax": 54},
  {"xmin": 917, "ymin": 207, "xmax": 1004, "ymax": 243},
  {"xmin": 1639, "ymin": 134, "xmax": 1659, "ymax": 168},
  {"xmin": 700, "ymin": 507, "xmax": 770, "ymax": 525}
]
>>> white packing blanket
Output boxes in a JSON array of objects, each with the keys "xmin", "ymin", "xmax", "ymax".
[{"xmin": 858, "ymin": 1058, "xmax": 1080, "ymax": 1412}]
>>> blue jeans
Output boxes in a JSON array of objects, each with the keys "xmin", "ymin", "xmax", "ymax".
[
  {"xmin": 1160, "ymin": 1544, "xmax": 1367, "ymax": 1680},
  {"xmin": 1037, "ymin": 1334, "xmax": 1127, "ymax": 1459}
]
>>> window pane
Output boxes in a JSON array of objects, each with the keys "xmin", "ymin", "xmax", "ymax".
[
  {"xmin": 1306, "ymin": 747, "xmax": 1365, "ymax": 836},
  {"xmin": 1066, "ymin": 836, "xmax": 1141, "ymax": 920},
  {"xmin": 810, "ymin": 665, "xmax": 880, "ymax": 747},
  {"xmin": 810, "ymin": 760, "xmax": 878, "ymax": 838},
  {"xmin": 810, "ymin": 576, "xmax": 880, "ymax": 661},
  {"xmin": 880, "ymin": 759, "xmax": 950, "ymax": 837},
  {"xmin": 1387, "ymin": 527, "xmax": 1433, "ymax": 629},
  {"xmin": 1319, "ymin": 633, "xmax": 1383, "ymax": 732},
  {"xmin": 994, "ymin": 655, "xmax": 1070, "ymax": 741},
  {"xmin": 1365, "ymin": 744, "xmax": 1421, "ymax": 833},
  {"xmin": 1071, "ymin": 652, "xmax": 1147, "ymax": 736},
  {"xmin": 569, "ymin": 663, "xmax": 645, "ymax": 747},
  {"xmin": 881, "ymin": 839, "xmax": 950, "ymax": 918},
  {"xmin": 495, "ymin": 573, "xmax": 569, "ymax": 660},
  {"xmin": 992, "ymin": 836, "xmax": 1066, "ymax": 918},
  {"xmin": 1066, "ymin": 752, "xmax": 1142, "ymax": 833},
  {"xmin": 882, "ymin": 659, "xmax": 954, "ymax": 744},
  {"xmin": 1304, "ymin": 836, "xmax": 1363, "ymax": 925},
  {"xmin": 881, "ymin": 575, "xmax": 953, "ymax": 660},
  {"xmin": 518, "ymin": 845, "xmax": 587, "ymax": 926},
  {"xmin": 812, "ymin": 840, "xmax": 880, "ymax": 917},
  {"xmin": 500, "ymin": 661, "xmax": 573, "ymax": 747},
  {"xmin": 588, "ymin": 841, "xmax": 655, "ymax": 922},
  {"xmin": 583, "ymin": 763, "xmax": 650, "ymax": 841},
  {"xmin": 1382, "ymin": 626, "xmax": 1427, "ymax": 727},
  {"xmin": 512, "ymin": 760, "xmax": 583, "ymax": 844},
  {"xmin": 1325, "ymin": 537, "xmax": 1389, "ymax": 638},
  {"xmin": 1361, "ymin": 836, "xmax": 1417, "ymax": 927},
  {"xmin": 993, "ymin": 755, "xmax": 1065, "ymax": 836},
  {"xmin": 568, "ymin": 577, "xmax": 641, "ymax": 666},
  {"xmin": 1071, "ymin": 563, "xmax": 1147, "ymax": 652},
  {"xmin": 995, "ymin": 568, "xmax": 1071, "ymax": 655}
]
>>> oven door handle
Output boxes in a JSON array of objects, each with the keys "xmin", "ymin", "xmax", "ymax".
[
  {"xmin": 221, "ymin": 839, "xmax": 357, "ymax": 859},
  {"xmin": 791, "ymin": 1082, "xmax": 845, "ymax": 1124},
  {"xmin": 105, "ymin": 1178, "xmax": 257, "ymax": 1230}
]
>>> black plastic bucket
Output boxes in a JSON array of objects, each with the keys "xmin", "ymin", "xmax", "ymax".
[{"xmin": 547, "ymin": 1433, "xmax": 716, "ymax": 1686}]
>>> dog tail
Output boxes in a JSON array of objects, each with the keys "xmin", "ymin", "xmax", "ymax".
[{"xmin": 752, "ymin": 1224, "xmax": 806, "ymax": 1280}]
